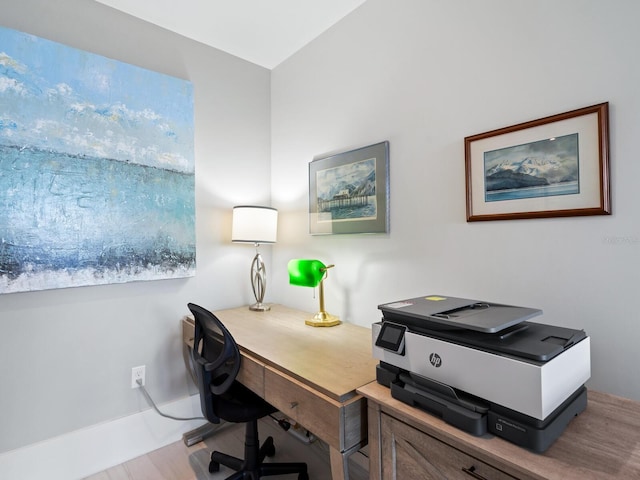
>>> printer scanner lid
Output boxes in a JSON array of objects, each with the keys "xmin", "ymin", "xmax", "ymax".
[
  {"xmin": 378, "ymin": 295, "xmax": 542, "ymax": 333},
  {"xmin": 377, "ymin": 295, "xmax": 587, "ymax": 362}
]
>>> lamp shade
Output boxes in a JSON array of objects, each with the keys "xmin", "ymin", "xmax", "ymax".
[
  {"xmin": 232, "ymin": 206, "xmax": 278, "ymax": 244},
  {"xmin": 288, "ymin": 259, "xmax": 326, "ymax": 288},
  {"xmin": 288, "ymin": 259, "xmax": 340, "ymax": 327}
]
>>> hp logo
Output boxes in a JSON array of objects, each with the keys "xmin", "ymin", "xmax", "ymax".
[{"xmin": 429, "ymin": 353, "xmax": 442, "ymax": 368}]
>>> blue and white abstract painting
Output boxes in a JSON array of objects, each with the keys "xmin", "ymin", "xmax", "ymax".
[{"xmin": 0, "ymin": 27, "xmax": 195, "ymax": 294}]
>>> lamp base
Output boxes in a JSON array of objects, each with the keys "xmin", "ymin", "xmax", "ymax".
[
  {"xmin": 305, "ymin": 311, "xmax": 341, "ymax": 327},
  {"xmin": 249, "ymin": 302, "xmax": 271, "ymax": 311}
]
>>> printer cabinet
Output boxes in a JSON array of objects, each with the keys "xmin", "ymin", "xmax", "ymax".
[
  {"xmin": 359, "ymin": 382, "xmax": 640, "ymax": 480},
  {"xmin": 381, "ymin": 412, "xmax": 516, "ymax": 479}
]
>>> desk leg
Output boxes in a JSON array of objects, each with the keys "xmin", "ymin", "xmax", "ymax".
[
  {"xmin": 329, "ymin": 447, "xmax": 349, "ymax": 480},
  {"xmin": 182, "ymin": 422, "xmax": 224, "ymax": 447}
]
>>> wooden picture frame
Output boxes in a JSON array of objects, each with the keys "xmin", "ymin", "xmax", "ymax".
[
  {"xmin": 465, "ymin": 103, "xmax": 610, "ymax": 222},
  {"xmin": 309, "ymin": 141, "xmax": 389, "ymax": 235}
]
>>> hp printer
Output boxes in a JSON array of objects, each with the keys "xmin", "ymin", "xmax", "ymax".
[{"xmin": 372, "ymin": 295, "xmax": 590, "ymax": 452}]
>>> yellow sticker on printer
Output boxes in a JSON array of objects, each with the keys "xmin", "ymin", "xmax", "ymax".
[{"xmin": 425, "ymin": 296, "xmax": 447, "ymax": 301}]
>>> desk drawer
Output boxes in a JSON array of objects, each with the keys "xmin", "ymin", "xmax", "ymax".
[
  {"xmin": 182, "ymin": 316, "xmax": 195, "ymax": 348},
  {"xmin": 265, "ymin": 366, "xmax": 342, "ymax": 449},
  {"xmin": 264, "ymin": 366, "xmax": 365, "ymax": 452},
  {"xmin": 239, "ymin": 353, "xmax": 265, "ymax": 397}
]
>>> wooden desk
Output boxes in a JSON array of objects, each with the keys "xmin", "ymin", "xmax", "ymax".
[
  {"xmin": 358, "ymin": 381, "xmax": 640, "ymax": 480},
  {"xmin": 182, "ymin": 304, "xmax": 378, "ymax": 480}
]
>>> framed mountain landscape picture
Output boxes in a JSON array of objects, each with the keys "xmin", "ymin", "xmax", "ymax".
[
  {"xmin": 309, "ymin": 141, "xmax": 389, "ymax": 234},
  {"xmin": 465, "ymin": 103, "xmax": 610, "ymax": 221}
]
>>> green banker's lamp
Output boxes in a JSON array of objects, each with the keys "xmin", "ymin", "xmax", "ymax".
[{"xmin": 288, "ymin": 259, "xmax": 341, "ymax": 327}]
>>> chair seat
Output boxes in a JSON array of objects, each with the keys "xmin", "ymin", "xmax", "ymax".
[{"xmin": 213, "ymin": 381, "xmax": 277, "ymax": 424}]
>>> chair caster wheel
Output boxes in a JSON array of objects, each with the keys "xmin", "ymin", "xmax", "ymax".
[
  {"xmin": 264, "ymin": 437, "xmax": 276, "ymax": 457},
  {"xmin": 208, "ymin": 460, "xmax": 220, "ymax": 473}
]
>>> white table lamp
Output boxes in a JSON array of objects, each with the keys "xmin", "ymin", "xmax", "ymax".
[{"xmin": 232, "ymin": 205, "xmax": 277, "ymax": 311}]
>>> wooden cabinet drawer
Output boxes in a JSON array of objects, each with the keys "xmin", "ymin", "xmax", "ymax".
[
  {"xmin": 381, "ymin": 413, "xmax": 518, "ymax": 480},
  {"xmin": 265, "ymin": 366, "xmax": 342, "ymax": 449}
]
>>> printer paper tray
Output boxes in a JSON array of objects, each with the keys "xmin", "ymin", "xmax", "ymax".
[
  {"xmin": 390, "ymin": 377, "xmax": 488, "ymax": 436},
  {"xmin": 379, "ymin": 363, "xmax": 588, "ymax": 452}
]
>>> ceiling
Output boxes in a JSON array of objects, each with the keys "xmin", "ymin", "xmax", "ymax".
[{"xmin": 94, "ymin": 0, "xmax": 367, "ymax": 69}]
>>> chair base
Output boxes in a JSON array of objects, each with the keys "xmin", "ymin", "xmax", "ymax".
[{"xmin": 209, "ymin": 421, "xmax": 308, "ymax": 479}]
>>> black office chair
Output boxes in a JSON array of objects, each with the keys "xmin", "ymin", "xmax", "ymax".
[{"xmin": 187, "ymin": 303, "xmax": 309, "ymax": 480}]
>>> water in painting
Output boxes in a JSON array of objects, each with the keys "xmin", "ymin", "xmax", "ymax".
[
  {"xmin": 316, "ymin": 158, "xmax": 377, "ymax": 222},
  {"xmin": 0, "ymin": 27, "xmax": 195, "ymax": 293},
  {"xmin": 484, "ymin": 133, "xmax": 579, "ymax": 203}
]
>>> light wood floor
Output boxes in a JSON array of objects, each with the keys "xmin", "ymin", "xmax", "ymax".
[{"xmin": 84, "ymin": 417, "xmax": 369, "ymax": 480}]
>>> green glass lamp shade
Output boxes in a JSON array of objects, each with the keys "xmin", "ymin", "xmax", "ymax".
[
  {"xmin": 288, "ymin": 259, "xmax": 326, "ymax": 287},
  {"xmin": 287, "ymin": 259, "xmax": 340, "ymax": 327}
]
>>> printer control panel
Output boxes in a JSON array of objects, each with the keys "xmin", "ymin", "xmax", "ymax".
[{"xmin": 375, "ymin": 321, "xmax": 407, "ymax": 355}]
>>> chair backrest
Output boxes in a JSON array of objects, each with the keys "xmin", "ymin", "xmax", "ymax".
[{"xmin": 187, "ymin": 303, "xmax": 241, "ymax": 423}]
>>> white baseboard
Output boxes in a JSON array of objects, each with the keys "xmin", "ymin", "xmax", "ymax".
[{"xmin": 0, "ymin": 394, "xmax": 206, "ymax": 480}]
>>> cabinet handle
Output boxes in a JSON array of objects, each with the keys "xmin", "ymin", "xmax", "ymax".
[
  {"xmin": 462, "ymin": 466, "xmax": 488, "ymax": 479},
  {"xmin": 289, "ymin": 401, "xmax": 299, "ymax": 409}
]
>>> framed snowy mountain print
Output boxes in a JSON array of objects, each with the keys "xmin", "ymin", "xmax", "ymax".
[{"xmin": 465, "ymin": 103, "xmax": 610, "ymax": 222}]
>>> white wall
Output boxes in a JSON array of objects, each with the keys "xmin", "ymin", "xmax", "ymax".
[
  {"xmin": 0, "ymin": 0, "xmax": 271, "ymax": 455},
  {"xmin": 271, "ymin": 0, "xmax": 640, "ymax": 401},
  {"xmin": 2, "ymin": 0, "xmax": 640, "ymax": 471}
]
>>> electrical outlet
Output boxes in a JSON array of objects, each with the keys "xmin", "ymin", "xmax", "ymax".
[{"xmin": 131, "ymin": 365, "xmax": 146, "ymax": 388}]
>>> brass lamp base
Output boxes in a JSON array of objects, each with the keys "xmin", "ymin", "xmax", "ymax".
[{"xmin": 305, "ymin": 311, "xmax": 341, "ymax": 327}]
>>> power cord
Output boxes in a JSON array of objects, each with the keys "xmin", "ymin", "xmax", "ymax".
[
  {"xmin": 270, "ymin": 414, "xmax": 291, "ymax": 431},
  {"xmin": 269, "ymin": 414, "xmax": 317, "ymax": 444},
  {"xmin": 136, "ymin": 378, "xmax": 205, "ymax": 421}
]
